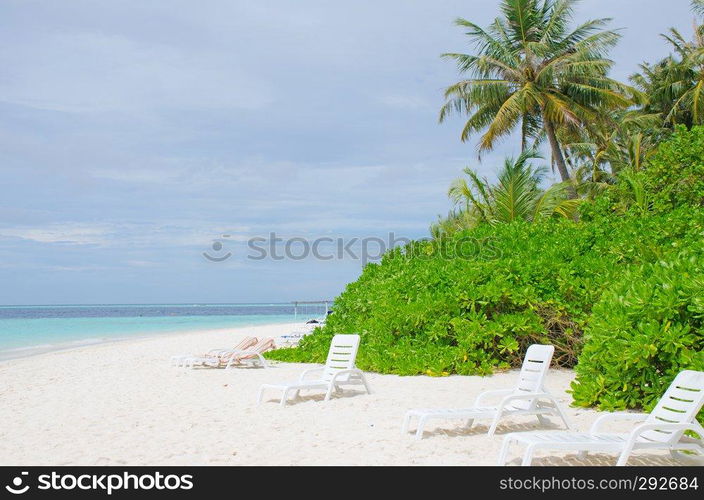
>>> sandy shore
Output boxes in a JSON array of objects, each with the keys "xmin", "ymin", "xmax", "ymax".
[{"xmin": 0, "ymin": 322, "xmax": 697, "ymax": 466}]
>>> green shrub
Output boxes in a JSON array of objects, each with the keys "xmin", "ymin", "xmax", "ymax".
[
  {"xmin": 268, "ymin": 208, "xmax": 704, "ymax": 382},
  {"xmin": 580, "ymin": 126, "xmax": 704, "ymax": 219},
  {"xmin": 570, "ymin": 251, "xmax": 704, "ymax": 419},
  {"xmin": 645, "ymin": 125, "xmax": 704, "ymax": 211}
]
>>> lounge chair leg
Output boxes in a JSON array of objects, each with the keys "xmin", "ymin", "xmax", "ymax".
[
  {"xmin": 401, "ymin": 413, "xmax": 412, "ymax": 435},
  {"xmin": 536, "ymin": 414, "xmax": 549, "ymax": 426},
  {"xmin": 280, "ymin": 389, "xmax": 289, "ymax": 407},
  {"xmin": 415, "ymin": 416, "xmax": 428, "ymax": 440},
  {"xmin": 521, "ymin": 444, "xmax": 536, "ymax": 466},
  {"xmin": 488, "ymin": 412, "xmax": 503, "ymax": 437},
  {"xmin": 616, "ymin": 444, "xmax": 634, "ymax": 466},
  {"xmin": 554, "ymin": 401, "xmax": 574, "ymax": 430},
  {"xmin": 360, "ymin": 374, "xmax": 372, "ymax": 395},
  {"xmin": 324, "ymin": 384, "xmax": 334, "ymax": 401},
  {"xmin": 257, "ymin": 387, "xmax": 265, "ymax": 405},
  {"xmin": 577, "ymin": 451, "xmax": 588, "ymax": 460},
  {"xmin": 292, "ymin": 390, "xmax": 300, "ymax": 400},
  {"xmin": 465, "ymin": 418, "xmax": 474, "ymax": 429},
  {"xmin": 498, "ymin": 437, "xmax": 513, "ymax": 465}
]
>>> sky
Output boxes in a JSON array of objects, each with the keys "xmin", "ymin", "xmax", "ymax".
[{"xmin": 0, "ymin": 0, "xmax": 695, "ymax": 305}]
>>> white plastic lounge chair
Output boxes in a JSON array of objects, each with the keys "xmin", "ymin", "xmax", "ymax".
[
  {"xmin": 402, "ymin": 344, "xmax": 572, "ymax": 439},
  {"xmin": 257, "ymin": 334, "xmax": 371, "ymax": 406},
  {"xmin": 171, "ymin": 336, "xmax": 258, "ymax": 368},
  {"xmin": 498, "ymin": 370, "xmax": 704, "ymax": 466},
  {"xmin": 224, "ymin": 337, "xmax": 276, "ymax": 369}
]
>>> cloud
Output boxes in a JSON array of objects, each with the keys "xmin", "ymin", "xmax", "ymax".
[
  {"xmin": 0, "ymin": 32, "xmax": 273, "ymax": 113},
  {"xmin": 0, "ymin": 0, "xmax": 695, "ymax": 304},
  {"xmin": 0, "ymin": 222, "xmax": 251, "ymax": 249},
  {"xmin": 0, "ymin": 224, "xmax": 113, "ymax": 245}
]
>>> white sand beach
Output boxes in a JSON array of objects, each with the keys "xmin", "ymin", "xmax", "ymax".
[{"xmin": 0, "ymin": 322, "xmax": 695, "ymax": 466}]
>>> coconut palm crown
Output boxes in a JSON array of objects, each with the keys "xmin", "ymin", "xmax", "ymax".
[{"xmin": 439, "ymin": 0, "xmax": 635, "ymax": 186}]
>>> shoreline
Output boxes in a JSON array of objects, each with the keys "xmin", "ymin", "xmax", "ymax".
[{"xmin": 0, "ymin": 319, "xmax": 301, "ymax": 364}]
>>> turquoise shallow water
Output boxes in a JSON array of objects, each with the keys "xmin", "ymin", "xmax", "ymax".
[{"xmin": 0, "ymin": 304, "xmax": 320, "ymax": 361}]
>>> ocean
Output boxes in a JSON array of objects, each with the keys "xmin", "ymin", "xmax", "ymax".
[{"xmin": 0, "ymin": 303, "xmax": 323, "ymax": 361}]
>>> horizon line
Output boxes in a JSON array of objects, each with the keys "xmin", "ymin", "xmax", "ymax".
[{"xmin": 0, "ymin": 301, "xmax": 335, "ymax": 308}]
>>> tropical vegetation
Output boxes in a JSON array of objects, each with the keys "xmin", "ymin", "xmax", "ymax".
[
  {"xmin": 430, "ymin": 149, "xmax": 580, "ymax": 238},
  {"xmin": 437, "ymin": 0, "xmax": 634, "ymax": 186},
  {"xmin": 268, "ymin": 0, "xmax": 704, "ymax": 419}
]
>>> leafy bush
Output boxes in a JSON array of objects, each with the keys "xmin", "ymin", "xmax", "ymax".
[
  {"xmin": 570, "ymin": 251, "xmax": 704, "ymax": 417},
  {"xmin": 645, "ymin": 125, "xmax": 704, "ymax": 211},
  {"xmin": 268, "ymin": 209, "xmax": 704, "ymax": 382},
  {"xmin": 580, "ymin": 126, "xmax": 704, "ymax": 219}
]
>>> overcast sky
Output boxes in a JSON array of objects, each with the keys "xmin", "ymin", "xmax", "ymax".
[{"xmin": 0, "ymin": 0, "xmax": 694, "ymax": 304}]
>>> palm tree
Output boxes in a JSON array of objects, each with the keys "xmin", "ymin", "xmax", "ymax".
[
  {"xmin": 431, "ymin": 150, "xmax": 580, "ymax": 237},
  {"xmin": 661, "ymin": 25, "xmax": 704, "ymax": 124},
  {"xmin": 560, "ymin": 110, "xmax": 660, "ymax": 197},
  {"xmin": 439, "ymin": 0, "xmax": 634, "ymax": 189},
  {"xmin": 695, "ymin": 0, "xmax": 704, "ymax": 17},
  {"xmin": 631, "ymin": 58, "xmax": 692, "ymax": 127},
  {"xmin": 632, "ymin": 1, "xmax": 704, "ymax": 127}
]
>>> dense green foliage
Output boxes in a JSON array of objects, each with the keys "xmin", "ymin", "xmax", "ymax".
[
  {"xmin": 269, "ymin": 208, "xmax": 704, "ymax": 384},
  {"xmin": 578, "ymin": 126, "xmax": 704, "ymax": 218},
  {"xmin": 645, "ymin": 125, "xmax": 704, "ymax": 211},
  {"xmin": 571, "ymin": 251, "xmax": 704, "ymax": 412}
]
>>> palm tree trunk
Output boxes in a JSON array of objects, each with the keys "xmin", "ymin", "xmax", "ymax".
[{"xmin": 543, "ymin": 118, "xmax": 576, "ymax": 198}]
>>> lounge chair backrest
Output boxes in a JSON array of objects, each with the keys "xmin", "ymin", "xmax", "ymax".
[
  {"xmin": 641, "ymin": 370, "xmax": 704, "ymax": 443},
  {"xmin": 251, "ymin": 337, "xmax": 275, "ymax": 353},
  {"xmin": 236, "ymin": 336, "xmax": 258, "ymax": 351},
  {"xmin": 511, "ymin": 344, "xmax": 554, "ymax": 410},
  {"xmin": 233, "ymin": 337, "xmax": 275, "ymax": 360},
  {"xmin": 321, "ymin": 334, "xmax": 360, "ymax": 383},
  {"xmin": 210, "ymin": 336, "xmax": 256, "ymax": 359}
]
